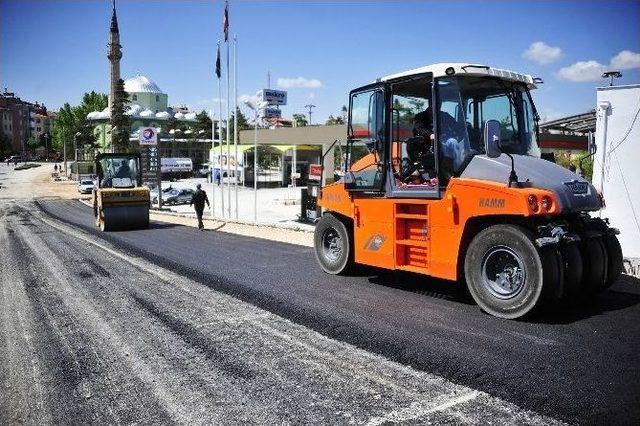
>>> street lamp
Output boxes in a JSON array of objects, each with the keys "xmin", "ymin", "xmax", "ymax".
[
  {"xmin": 602, "ymin": 71, "xmax": 622, "ymax": 86},
  {"xmin": 243, "ymin": 99, "xmax": 268, "ymax": 223},
  {"xmin": 73, "ymin": 131, "xmax": 81, "ymax": 179},
  {"xmin": 43, "ymin": 132, "xmax": 49, "ymax": 162}
]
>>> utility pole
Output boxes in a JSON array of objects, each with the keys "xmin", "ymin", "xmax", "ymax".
[
  {"xmin": 267, "ymin": 71, "xmax": 270, "ymax": 89},
  {"xmin": 304, "ymin": 104, "xmax": 316, "ymax": 126}
]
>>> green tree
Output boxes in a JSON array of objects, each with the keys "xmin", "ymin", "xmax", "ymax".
[
  {"xmin": 293, "ymin": 113, "xmax": 308, "ymax": 127},
  {"xmin": 110, "ymin": 79, "xmax": 130, "ymax": 152},
  {"xmin": 51, "ymin": 91, "xmax": 108, "ymax": 155},
  {"xmin": 325, "ymin": 114, "xmax": 345, "ymax": 125},
  {"xmin": 221, "ymin": 107, "xmax": 251, "ymax": 141},
  {"xmin": 193, "ymin": 110, "xmax": 213, "ymax": 139},
  {"xmin": 27, "ymin": 136, "xmax": 39, "ymax": 149}
]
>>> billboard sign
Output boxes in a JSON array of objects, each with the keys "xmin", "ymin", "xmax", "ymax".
[
  {"xmin": 139, "ymin": 127, "xmax": 158, "ymax": 145},
  {"xmin": 257, "ymin": 89, "xmax": 287, "ymax": 106},
  {"xmin": 259, "ymin": 107, "xmax": 282, "ymax": 119}
]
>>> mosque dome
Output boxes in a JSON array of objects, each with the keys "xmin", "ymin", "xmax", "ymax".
[{"xmin": 124, "ymin": 75, "xmax": 164, "ymax": 94}]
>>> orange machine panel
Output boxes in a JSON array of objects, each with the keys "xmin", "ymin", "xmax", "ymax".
[
  {"xmin": 352, "ymin": 198, "xmax": 395, "ymax": 269},
  {"xmin": 320, "ymin": 176, "xmax": 560, "ymax": 282}
]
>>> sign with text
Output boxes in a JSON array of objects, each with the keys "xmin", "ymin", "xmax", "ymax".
[
  {"xmin": 257, "ymin": 89, "xmax": 287, "ymax": 106},
  {"xmin": 139, "ymin": 127, "xmax": 158, "ymax": 145},
  {"xmin": 140, "ymin": 145, "xmax": 161, "ymax": 189},
  {"xmin": 309, "ymin": 163, "xmax": 322, "ymax": 181},
  {"xmin": 259, "ymin": 107, "xmax": 282, "ymax": 119}
]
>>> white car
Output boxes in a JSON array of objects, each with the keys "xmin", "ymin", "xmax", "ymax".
[{"xmin": 77, "ymin": 179, "xmax": 95, "ymax": 194}]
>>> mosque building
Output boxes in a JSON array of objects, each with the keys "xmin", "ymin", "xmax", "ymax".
[{"xmin": 86, "ymin": 1, "xmax": 209, "ymax": 164}]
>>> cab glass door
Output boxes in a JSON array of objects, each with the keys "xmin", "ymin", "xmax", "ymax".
[{"xmin": 345, "ymin": 88, "xmax": 385, "ymax": 192}]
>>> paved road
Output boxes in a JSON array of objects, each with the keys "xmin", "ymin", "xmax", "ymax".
[
  {"xmin": 1, "ymin": 200, "xmax": 560, "ymax": 425},
  {"xmin": 3, "ymin": 198, "xmax": 640, "ymax": 424}
]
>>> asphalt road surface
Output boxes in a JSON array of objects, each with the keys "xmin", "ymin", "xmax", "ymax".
[{"xmin": 2, "ymin": 198, "xmax": 639, "ymax": 425}]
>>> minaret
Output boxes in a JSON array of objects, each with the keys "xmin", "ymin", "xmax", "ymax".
[{"xmin": 107, "ymin": 0, "xmax": 122, "ymax": 113}]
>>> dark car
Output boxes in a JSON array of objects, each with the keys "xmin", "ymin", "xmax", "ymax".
[{"xmin": 154, "ymin": 188, "xmax": 195, "ymax": 205}]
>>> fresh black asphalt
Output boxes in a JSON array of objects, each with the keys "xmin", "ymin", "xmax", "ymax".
[{"xmin": 37, "ymin": 199, "xmax": 640, "ymax": 424}]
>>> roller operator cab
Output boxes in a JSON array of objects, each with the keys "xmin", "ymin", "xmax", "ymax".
[
  {"xmin": 314, "ymin": 63, "xmax": 622, "ymax": 319},
  {"xmin": 93, "ymin": 153, "xmax": 150, "ymax": 232}
]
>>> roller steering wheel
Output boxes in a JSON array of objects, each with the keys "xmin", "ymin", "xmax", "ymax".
[{"xmin": 399, "ymin": 137, "xmax": 433, "ymax": 183}]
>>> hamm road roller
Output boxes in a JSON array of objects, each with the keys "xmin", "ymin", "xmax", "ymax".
[
  {"xmin": 93, "ymin": 153, "xmax": 150, "ymax": 231},
  {"xmin": 314, "ymin": 63, "xmax": 622, "ymax": 319}
]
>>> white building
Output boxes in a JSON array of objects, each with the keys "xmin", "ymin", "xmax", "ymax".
[{"xmin": 593, "ymin": 84, "xmax": 640, "ymax": 261}]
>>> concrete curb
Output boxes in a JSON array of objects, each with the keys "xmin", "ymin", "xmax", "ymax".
[{"xmin": 624, "ymin": 258, "xmax": 640, "ymax": 278}]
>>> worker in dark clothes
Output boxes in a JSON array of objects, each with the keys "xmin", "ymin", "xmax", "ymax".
[{"xmin": 190, "ymin": 183, "xmax": 210, "ymax": 231}]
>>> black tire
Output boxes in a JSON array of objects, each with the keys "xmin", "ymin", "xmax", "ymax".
[
  {"xmin": 579, "ymin": 237, "xmax": 607, "ymax": 293},
  {"xmin": 559, "ymin": 243, "xmax": 583, "ymax": 300},
  {"xmin": 464, "ymin": 224, "xmax": 560, "ymax": 319},
  {"xmin": 602, "ymin": 234, "xmax": 623, "ymax": 291},
  {"xmin": 314, "ymin": 213, "xmax": 353, "ymax": 275},
  {"xmin": 540, "ymin": 247, "xmax": 564, "ymax": 305}
]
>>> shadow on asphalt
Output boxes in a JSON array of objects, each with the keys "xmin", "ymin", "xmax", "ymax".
[
  {"xmin": 531, "ymin": 275, "xmax": 640, "ymax": 325},
  {"xmin": 367, "ymin": 270, "xmax": 475, "ymax": 305},
  {"xmin": 367, "ymin": 268, "xmax": 640, "ymax": 323},
  {"xmin": 107, "ymin": 221, "xmax": 183, "ymax": 232}
]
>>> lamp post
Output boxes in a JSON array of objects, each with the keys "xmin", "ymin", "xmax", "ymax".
[
  {"xmin": 43, "ymin": 132, "xmax": 49, "ymax": 161},
  {"xmin": 243, "ymin": 99, "xmax": 268, "ymax": 223},
  {"xmin": 602, "ymin": 70, "xmax": 622, "ymax": 86},
  {"xmin": 63, "ymin": 134, "xmax": 67, "ymax": 175},
  {"xmin": 73, "ymin": 131, "xmax": 81, "ymax": 179}
]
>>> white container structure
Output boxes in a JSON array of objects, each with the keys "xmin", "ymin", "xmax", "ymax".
[{"xmin": 593, "ymin": 84, "xmax": 640, "ymax": 260}]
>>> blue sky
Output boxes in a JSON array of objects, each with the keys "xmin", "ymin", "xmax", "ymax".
[{"xmin": 2, "ymin": 0, "xmax": 639, "ymax": 123}]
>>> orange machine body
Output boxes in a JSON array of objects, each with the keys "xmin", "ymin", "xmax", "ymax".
[{"xmin": 318, "ymin": 178, "xmax": 559, "ymax": 281}]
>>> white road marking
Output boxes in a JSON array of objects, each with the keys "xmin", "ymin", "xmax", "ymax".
[{"xmin": 366, "ymin": 391, "xmax": 480, "ymax": 426}]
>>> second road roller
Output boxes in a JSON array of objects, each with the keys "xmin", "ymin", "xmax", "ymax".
[{"xmin": 93, "ymin": 153, "xmax": 150, "ymax": 231}]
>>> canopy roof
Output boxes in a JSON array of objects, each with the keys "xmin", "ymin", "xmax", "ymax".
[
  {"xmin": 379, "ymin": 63, "xmax": 537, "ymax": 88},
  {"xmin": 87, "ymin": 103, "xmax": 197, "ymax": 121}
]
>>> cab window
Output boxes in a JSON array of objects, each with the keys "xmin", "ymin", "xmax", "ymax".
[
  {"xmin": 390, "ymin": 77, "xmax": 437, "ymax": 189},
  {"xmin": 345, "ymin": 88, "xmax": 385, "ymax": 191}
]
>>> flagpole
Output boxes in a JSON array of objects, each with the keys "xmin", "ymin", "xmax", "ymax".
[
  {"xmin": 214, "ymin": 110, "xmax": 216, "ymax": 219},
  {"xmin": 225, "ymin": 2, "xmax": 231, "ymax": 219},
  {"xmin": 233, "ymin": 34, "xmax": 238, "ymax": 219},
  {"xmin": 217, "ymin": 42, "xmax": 225, "ymax": 218}
]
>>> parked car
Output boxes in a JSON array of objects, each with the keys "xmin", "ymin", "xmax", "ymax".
[
  {"xmin": 152, "ymin": 188, "xmax": 194, "ymax": 205},
  {"xmin": 150, "ymin": 185, "xmax": 176, "ymax": 204},
  {"xmin": 6, "ymin": 155, "xmax": 22, "ymax": 164},
  {"xmin": 77, "ymin": 179, "xmax": 95, "ymax": 194}
]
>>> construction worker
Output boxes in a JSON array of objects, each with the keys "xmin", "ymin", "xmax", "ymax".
[{"xmin": 190, "ymin": 183, "xmax": 210, "ymax": 231}]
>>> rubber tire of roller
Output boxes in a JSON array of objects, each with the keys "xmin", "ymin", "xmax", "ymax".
[
  {"xmin": 464, "ymin": 225, "xmax": 560, "ymax": 319},
  {"xmin": 314, "ymin": 213, "xmax": 353, "ymax": 275},
  {"xmin": 601, "ymin": 234, "xmax": 623, "ymax": 291},
  {"xmin": 559, "ymin": 243, "xmax": 583, "ymax": 300},
  {"xmin": 579, "ymin": 237, "xmax": 607, "ymax": 294}
]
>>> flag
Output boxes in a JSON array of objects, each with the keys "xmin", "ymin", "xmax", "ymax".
[
  {"xmin": 215, "ymin": 43, "xmax": 221, "ymax": 78},
  {"xmin": 223, "ymin": 1, "xmax": 229, "ymax": 42}
]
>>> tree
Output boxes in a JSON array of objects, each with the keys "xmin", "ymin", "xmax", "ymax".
[
  {"xmin": 110, "ymin": 78, "xmax": 130, "ymax": 152},
  {"xmin": 51, "ymin": 91, "xmax": 108, "ymax": 155},
  {"xmin": 293, "ymin": 113, "xmax": 308, "ymax": 127},
  {"xmin": 192, "ymin": 110, "xmax": 212, "ymax": 139},
  {"xmin": 27, "ymin": 136, "xmax": 39, "ymax": 149},
  {"xmin": 221, "ymin": 107, "xmax": 251, "ymax": 141},
  {"xmin": 325, "ymin": 114, "xmax": 344, "ymax": 125}
]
